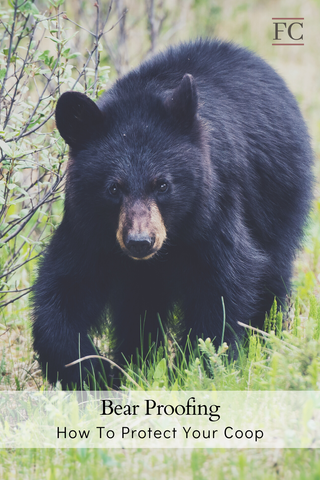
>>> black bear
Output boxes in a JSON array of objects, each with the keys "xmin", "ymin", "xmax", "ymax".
[{"xmin": 32, "ymin": 39, "xmax": 313, "ymax": 388}]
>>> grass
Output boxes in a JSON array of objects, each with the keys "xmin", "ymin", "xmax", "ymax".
[
  {"xmin": 1, "ymin": 292, "xmax": 320, "ymax": 478},
  {"xmin": 1, "ymin": 448, "xmax": 320, "ymax": 480}
]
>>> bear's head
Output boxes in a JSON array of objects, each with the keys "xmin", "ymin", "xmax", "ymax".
[{"xmin": 55, "ymin": 74, "xmax": 211, "ymax": 260}]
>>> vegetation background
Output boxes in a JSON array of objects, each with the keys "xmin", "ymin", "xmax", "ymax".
[{"xmin": 0, "ymin": 0, "xmax": 320, "ymax": 477}]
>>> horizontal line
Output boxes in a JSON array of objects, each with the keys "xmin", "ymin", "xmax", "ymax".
[
  {"xmin": 272, "ymin": 18, "xmax": 304, "ymax": 20},
  {"xmin": 272, "ymin": 43, "xmax": 304, "ymax": 46}
]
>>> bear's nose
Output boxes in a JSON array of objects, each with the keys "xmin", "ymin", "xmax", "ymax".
[{"xmin": 125, "ymin": 233, "xmax": 155, "ymax": 259}]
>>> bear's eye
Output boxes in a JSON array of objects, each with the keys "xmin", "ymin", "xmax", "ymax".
[
  {"xmin": 109, "ymin": 183, "xmax": 120, "ymax": 196},
  {"xmin": 157, "ymin": 181, "xmax": 168, "ymax": 193}
]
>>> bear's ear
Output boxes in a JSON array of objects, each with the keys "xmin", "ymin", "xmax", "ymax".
[
  {"xmin": 164, "ymin": 74, "xmax": 198, "ymax": 126},
  {"xmin": 55, "ymin": 91, "xmax": 103, "ymax": 148}
]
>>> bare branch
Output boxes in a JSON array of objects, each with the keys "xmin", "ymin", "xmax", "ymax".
[
  {"xmin": 93, "ymin": 0, "xmax": 100, "ymax": 97},
  {"xmin": 0, "ymin": 253, "xmax": 42, "ymax": 281},
  {"xmin": 0, "ymin": 289, "xmax": 32, "ymax": 308},
  {"xmin": 63, "ymin": 15, "xmax": 95, "ymax": 36},
  {"xmin": 1, "ymin": 171, "xmax": 65, "ymax": 244},
  {"xmin": 7, "ymin": 111, "xmax": 56, "ymax": 143},
  {"xmin": 0, "ymin": 287, "xmax": 31, "ymax": 294},
  {"xmin": 4, "ymin": 22, "xmax": 38, "ymax": 128},
  {"xmin": 0, "ymin": 0, "xmax": 18, "ymax": 118}
]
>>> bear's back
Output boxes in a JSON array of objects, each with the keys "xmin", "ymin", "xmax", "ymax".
[
  {"xmin": 100, "ymin": 39, "xmax": 295, "ymax": 119},
  {"xmin": 97, "ymin": 39, "xmax": 313, "ymax": 252}
]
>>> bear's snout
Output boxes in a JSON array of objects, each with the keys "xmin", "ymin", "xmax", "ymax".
[
  {"xmin": 116, "ymin": 199, "xmax": 166, "ymax": 260},
  {"xmin": 125, "ymin": 233, "xmax": 155, "ymax": 259}
]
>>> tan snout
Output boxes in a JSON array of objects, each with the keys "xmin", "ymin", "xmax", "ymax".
[{"xmin": 116, "ymin": 200, "xmax": 166, "ymax": 260}]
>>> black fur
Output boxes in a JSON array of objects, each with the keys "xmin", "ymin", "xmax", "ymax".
[{"xmin": 32, "ymin": 39, "xmax": 313, "ymax": 388}]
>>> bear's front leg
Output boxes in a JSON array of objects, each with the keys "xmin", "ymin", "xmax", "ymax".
[
  {"xmin": 108, "ymin": 279, "xmax": 171, "ymax": 377},
  {"xmin": 32, "ymin": 273, "xmax": 109, "ymax": 389},
  {"xmin": 180, "ymin": 270, "xmax": 246, "ymax": 354},
  {"xmin": 32, "ymin": 224, "xmax": 110, "ymax": 389}
]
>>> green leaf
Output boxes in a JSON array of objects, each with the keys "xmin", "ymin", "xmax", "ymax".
[
  {"xmin": 67, "ymin": 52, "xmax": 81, "ymax": 59},
  {"xmin": 45, "ymin": 36, "xmax": 63, "ymax": 44},
  {"xmin": 49, "ymin": 0, "xmax": 64, "ymax": 6},
  {"xmin": 18, "ymin": 1, "xmax": 39, "ymax": 15},
  {"xmin": 0, "ymin": 140, "xmax": 12, "ymax": 156},
  {"xmin": 153, "ymin": 358, "xmax": 167, "ymax": 380},
  {"xmin": 38, "ymin": 50, "xmax": 50, "ymax": 61}
]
